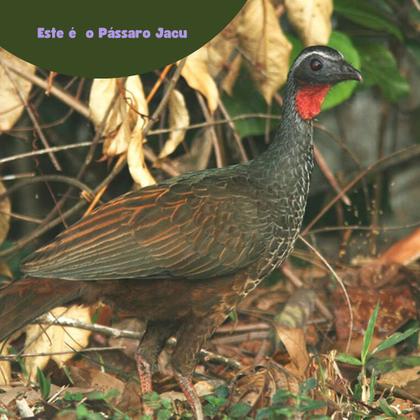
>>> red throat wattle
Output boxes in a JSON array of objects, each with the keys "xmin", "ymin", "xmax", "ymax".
[{"xmin": 295, "ymin": 85, "xmax": 331, "ymax": 120}]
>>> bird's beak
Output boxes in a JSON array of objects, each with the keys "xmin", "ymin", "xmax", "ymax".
[{"xmin": 337, "ymin": 61, "xmax": 363, "ymax": 82}]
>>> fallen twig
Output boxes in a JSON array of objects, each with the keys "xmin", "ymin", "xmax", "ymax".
[
  {"xmin": 0, "ymin": 60, "xmax": 62, "ymax": 171},
  {"xmin": 314, "ymin": 146, "xmax": 351, "ymax": 206},
  {"xmin": 33, "ymin": 313, "xmax": 242, "ymax": 370},
  {"xmin": 0, "ymin": 346, "xmax": 125, "ymax": 361}
]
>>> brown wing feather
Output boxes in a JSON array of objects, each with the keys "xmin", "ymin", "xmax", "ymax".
[{"xmin": 23, "ymin": 172, "xmax": 265, "ymax": 281}]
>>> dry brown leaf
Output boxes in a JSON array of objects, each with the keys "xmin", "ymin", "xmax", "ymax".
[
  {"xmin": 158, "ymin": 89, "xmax": 190, "ymax": 159},
  {"xmin": 276, "ymin": 327, "xmax": 309, "ymax": 377},
  {"xmin": 337, "ymin": 335, "xmax": 385, "ymax": 357},
  {"xmin": 285, "ymin": 0, "xmax": 333, "ymax": 46},
  {"xmin": 109, "ymin": 318, "xmax": 144, "ymax": 359},
  {"xmin": 171, "ymin": 128, "xmax": 213, "ymax": 173},
  {"xmin": 24, "ymin": 305, "xmax": 91, "ymax": 381},
  {"xmin": 0, "ymin": 342, "xmax": 11, "ymax": 386},
  {"xmin": 89, "ymin": 76, "xmax": 148, "ymax": 158},
  {"xmin": 334, "ymin": 286, "xmax": 417, "ymax": 341},
  {"xmin": 0, "ymin": 262, "xmax": 12, "ymax": 281},
  {"xmin": 89, "ymin": 78, "xmax": 131, "ymax": 156},
  {"xmin": 68, "ymin": 365, "xmax": 125, "ymax": 396},
  {"xmin": 125, "ymin": 75, "xmax": 155, "ymax": 186},
  {"xmin": 379, "ymin": 366, "xmax": 420, "ymax": 394},
  {"xmin": 182, "ymin": 20, "xmax": 240, "ymax": 102},
  {"xmin": 0, "ymin": 181, "xmax": 11, "ymax": 245},
  {"xmin": 88, "ymin": 78, "xmax": 118, "ymax": 127},
  {"xmin": 89, "ymin": 76, "xmax": 155, "ymax": 185},
  {"xmin": 160, "ymin": 380, "xmax": 218, "ymax": 403},
  {"xmin": 230, "ymin": 365, "xmax": 286, "ymax": 411},
  {"xmin": 231, "ymin": 369, "xmax": 272, "ymax": 408},
  {"xmin": 117, "ymin": 381, "xmax": 143, "ymax": 414},
  {"xmin": 207, "ymin": 21, "xmax": 239, "ymax": 78},
  {"xmin": 181, "ymin": 48, "xmax": 219, "ymax": 113},
  {"xmin": 0, "ymin": 49, "xmax": 36, "ymax": 132},
  {"xmin": 127, "ymin": 130, "xmax": 155, "ymax": 187},
  {"xmin": 378, "ymin": 228, "xmax": 420, "ymax": 265},
  {"xmin": 222, "ymin": 55, "xmax": 242, "ymax": 95},
  {"xmin": 334, "ymin": 284, "xmax": 416, "ymax": 355},
  {"xmin": 0, "ymin": 386, "xmax": 41, "ymax": 408},
  {"xmin": 237, "ymin": 0, "xmax": 292, "ymax": 103},
  {"xmin": 311, "ymin": 352, "xmax": 351, "ymax": 408},
  {"xmin": 125, "ymin": 75, "xmax": 148, "ymax": 127}
]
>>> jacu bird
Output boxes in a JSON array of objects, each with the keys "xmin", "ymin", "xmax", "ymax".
[{"xmin": 0, "ymin": 46, "xmax": 361, "ymax": 419}]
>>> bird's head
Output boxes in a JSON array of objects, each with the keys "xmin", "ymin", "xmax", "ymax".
[{"xmin": 288, "ymin": 46, "xmax": 362, "ymax": 120}]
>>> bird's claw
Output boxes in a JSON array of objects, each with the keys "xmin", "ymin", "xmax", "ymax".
[
  {"xmin": 174, "ymin": 371, "xmax": 204, "ymax": 420},
  {"xmin": 135, "ymin": 353, "xmax": 155, "ymax": 416}
]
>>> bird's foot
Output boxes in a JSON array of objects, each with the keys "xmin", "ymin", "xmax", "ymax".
[
  {"xmin": 174, "ymin": 371, "xmax": 203, "ymax": 420},
  {"xmin": 135, "ymin": 353, "xmax": 154, "ymax": 417}
]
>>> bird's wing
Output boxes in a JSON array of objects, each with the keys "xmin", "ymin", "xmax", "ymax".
[{"xmin": 23, "ymin": 174, "xmax": 266, "ymax": 281}]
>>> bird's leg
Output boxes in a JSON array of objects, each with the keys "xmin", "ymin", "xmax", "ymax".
[
  {"xmin": 135, "ymin": 352, "xmax": 153, "ymax": 395},
  {"xmin": 171, "ymin": 313, "xmax": 226, "ymax": 420},
  {"xmin": 135, "ymin": 320, "xmax": 178, "ymax": 415},
  {"xmin": 174, "ymin": 371, "xmax": 203, "ymax": 420}
]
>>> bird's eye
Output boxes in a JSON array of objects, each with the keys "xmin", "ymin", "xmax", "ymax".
[{"xmin": 310, "ymin": 58, "xmax": 323, "ymax": 71}]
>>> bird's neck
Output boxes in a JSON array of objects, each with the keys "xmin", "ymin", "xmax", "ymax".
[{"xmin": 251, "ymin": 79, "xmax": 315, "ymax": 190}]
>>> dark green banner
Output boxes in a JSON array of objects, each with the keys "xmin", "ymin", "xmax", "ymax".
[{"xmin": 0, "ymin": 0, "xmax": 245, "ymax": 77}]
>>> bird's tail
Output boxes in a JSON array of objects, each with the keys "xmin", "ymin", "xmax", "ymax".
[{"xmin": 0, "ymin": 278, "xmax": 84, "ymax": 342}]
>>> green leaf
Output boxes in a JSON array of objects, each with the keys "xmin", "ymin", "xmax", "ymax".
[
  {"xmin": 255, "ymin": 407, "xmax": 272, "ymax": 420},
  {"xmin": 288, "ymin": 34, "xmax": 304, "ymax": 65},
  {"xmin": 335, "ymin": 353, "xmax": 363, "ymax": 366},
  {"xmin": 228, "ymin": 403, "xmax": 252, "ymax": 418},
  {"xmin": 143, "ymin": 391, "xmax": 162, "ymax": 410},
  {"xmin": 357, "ymin": 43, "xmax": 409, "ymax": 102},
  {"xmin": 272, "ymin": 388, "xmax": 293, "ymax": 405},
  {"xmin": 76, "ymin": 404, "xmax": 89, "ymax": 418},
  {"xmin": 222, "ymin": 91, "xmax": 268, "ymax": 138},
  {"xmin": 214, "ymin": 385, "xmax": 229, "ymax": 399},
  {"xmin": 334, "ymin": 0, "xmax": 403, "ymax": 41},
  {"xmin": 204, "ymin": 395, "xmax": 227, "ymax": 408},
  {"xmin": 36, "ymin": 367, "xmax": 51, "ymax": 400},
  {"xmin": 222, "ymin": 67, "xmax": 281, "ymax": 138},
  {"xmin": 86, "ymin": 390, "xmax": 107, "ymax": 401},
  {"xmin": 256, "ymin": 406, "xmax": 295, "ymax": 419},
  {"xmin": 299, "ymin": 377, "xmax": 318, "ymax": 394},
  {"xmin": 298, "ymin": 399, "xmax": 327, "ymax": 412},
  {"xmin": 371, "ymin": 327, "xmax": 419, "ymax": 355},
  {"xmin": 143, "ymin": 391, "xmax": 160, "ymax": 402},
  {"xmin": 160, "ymin": 398, "xmax": 172, "ymax": 410},
  {"xmin": 157, "ymin": 409, "xmax": 172, "ymax": 420},
  {"xmin": 322, "ymin": 32, "xmax": 361, "ymax": 110},
  {"xmin": 353, "ymin": 382, "xmax": 362, "ymax": 401},
  {"xmin": 228, "ymin": 308, "xmax": 239, "ymax": 323},
  {"xmin": 408, "ymin": 42, "xmax": 420, "ymax": 67},
  {"xmin": 361, "ymin": 303, "xmax": 379, "ymax": 364},
  {"xmin": 75, "ymin": 403, "xmax": 105, "ymax": 420},
  {"xmin": 203, "ymin": 402, "xmax": 219, "ymax": 419},
  {"xmin": 378, "ymin": 399, "xmax": 398, "ymax": 417},
  {"xmin": 64, "ymin": 391, "xmax": 84, "ymax": 402},
  {"xmin": 369, "ymin": 369, "xmax": 377, "ymax": 404},
  {"xmin": 368, "ymin": 355, "xmax": 420, "ymax": 373}
]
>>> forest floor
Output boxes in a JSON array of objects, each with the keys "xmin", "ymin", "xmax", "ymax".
[{"xmin": 0, "ymin": 229, "xmax": 419, "ymax": 419}]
